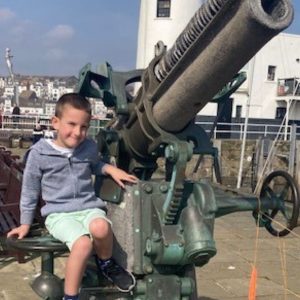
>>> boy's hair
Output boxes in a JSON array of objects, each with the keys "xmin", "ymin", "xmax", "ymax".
[{"xmin": 55, "ymin": 93, "xmax": 92, "ymax": 118}]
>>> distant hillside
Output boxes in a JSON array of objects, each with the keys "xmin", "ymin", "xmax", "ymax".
[{"xmin": 1, "ymin": 74, "xmax": 78, "ymax": 87}]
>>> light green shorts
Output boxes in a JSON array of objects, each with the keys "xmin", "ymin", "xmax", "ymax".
[{"xmin": 45, "ymin": 208, "xmax": 112, "ymax": 250}]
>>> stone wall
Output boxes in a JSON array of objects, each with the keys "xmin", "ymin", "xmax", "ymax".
[{"xmin": 185, "ymin": 139, "xmax": 294, "ymax": 191}]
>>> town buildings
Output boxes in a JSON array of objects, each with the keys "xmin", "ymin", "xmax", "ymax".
[
  {"xmin": 0, "ymin": 75, "xmax": 108, "ymax": 118},
  {"xmin": 0, "ymin": 76, "xmax": 75, "ymax": 115}
]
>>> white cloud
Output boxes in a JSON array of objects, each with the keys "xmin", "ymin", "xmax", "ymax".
[
  {"xmin": 46, "ymin": 25, "xmax": 75, "ymax": 41},
  {"xmin": 45, "ymin": 48, "xmax": 66, "ymax": 61},
  {"xmin": 11, "ymin": 19, "xmax": 33, "ymax": 33},
  {"xmin": 0, "ymin": 8, "xmax": 15, "ymax": 23}
]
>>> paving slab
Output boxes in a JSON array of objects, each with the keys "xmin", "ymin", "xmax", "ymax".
[{"xmin": 195, "ymin": 213, "xmax": 300, "ymax": 299}]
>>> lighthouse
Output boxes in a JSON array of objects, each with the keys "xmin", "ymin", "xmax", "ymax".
[{"xmin": 136, "ymin": 0, "xmax": 204, "ymax": 69}]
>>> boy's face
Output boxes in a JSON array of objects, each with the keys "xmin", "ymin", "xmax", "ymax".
[{"xmin": 51, "ymin": 104, "xmax": 90, "ymax": 149}]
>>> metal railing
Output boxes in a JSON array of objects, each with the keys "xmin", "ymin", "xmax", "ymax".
[
  {"xmin": 0, "ymin": 113, "xmax": 297, "ymax": 141},
  {"xmin": 1, "ymin": 114, "xmax": 51, "ymax": 131},
  {"xmin": 0, "ymin": 114, "xmax": 110, "ymax": 140},
  {"xmin": 195, "ymin": 121, "xmax": 297, "ymax": 140}
]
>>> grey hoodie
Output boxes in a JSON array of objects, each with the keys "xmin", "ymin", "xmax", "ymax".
[{"xmin": 20, "ymin": 138, "xmax": 106, "ymax": 225}]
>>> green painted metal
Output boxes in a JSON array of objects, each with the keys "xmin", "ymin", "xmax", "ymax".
[
  {"xmin": 77, "ymin": 62, "xmax": 143, "ymax": 115},
  {"xmin": 74, "ymin": 60, "xmax": 300, "ymax": 299}
]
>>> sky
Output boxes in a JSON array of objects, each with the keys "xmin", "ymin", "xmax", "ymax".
[{"xmin": 0, "ymin": 0, "xmax": 299, "ymax": 77}]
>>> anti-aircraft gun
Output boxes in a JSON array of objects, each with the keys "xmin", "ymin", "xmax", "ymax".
[
  {"xmin": 76, "ymin": 0, "xmax": 299, "ymax": 298},
  {"xmin": 7, "ymin": 0, "xmax": 300, "ymax": 299}
]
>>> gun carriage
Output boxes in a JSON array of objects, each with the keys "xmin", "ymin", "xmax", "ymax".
[{"xmin": 7, "ymin": 0, "xmax": 300, "ymax": 299}]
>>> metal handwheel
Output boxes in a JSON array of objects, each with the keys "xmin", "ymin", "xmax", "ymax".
[{"xmin": 260, "ymin": 170, "xmax": 300, "ymax": 237}]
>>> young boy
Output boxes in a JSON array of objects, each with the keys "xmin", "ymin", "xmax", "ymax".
[{"xmin": 7, "ymin": 93, "xmax": 138, "ymax": 300}]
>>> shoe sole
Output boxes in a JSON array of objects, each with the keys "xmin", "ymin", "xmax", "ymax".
[{"xmin": 102, "ymin": 271, "xmax": 136, "ymax": 293}]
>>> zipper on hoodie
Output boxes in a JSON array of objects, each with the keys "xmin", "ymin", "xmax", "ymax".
[{"xmin": 68, "ymin": 156, "xmax": 77, "ymax": 199}]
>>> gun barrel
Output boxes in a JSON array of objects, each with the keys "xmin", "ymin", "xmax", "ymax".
[{"xmin": 152, "ymin": 0, "xmax": 294, "ymax": 132}]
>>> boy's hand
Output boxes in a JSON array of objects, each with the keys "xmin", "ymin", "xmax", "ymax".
[
  {"xmin": 7, "ymin": 224, "xmax": 30, "ymax": 239},
  {"xmin": 103, "ymin": 164, "xmax": 138, "ymax": 189}
]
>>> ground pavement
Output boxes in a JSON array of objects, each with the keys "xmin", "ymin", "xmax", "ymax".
[{"xmin": 1, "ymin": 211, "xmax": 300, "ymax": 300}]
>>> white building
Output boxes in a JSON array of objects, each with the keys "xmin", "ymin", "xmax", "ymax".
[
  {"xmin": 3, "ymin": 86, "xmax": 15, "ymax": 99},
  {"xmin": 136, "ymin": 0, "xmax": 204, "ymax": 69},
  {"xmin": 90, "ymin": 99, "xmax": 108, "ymax": 118},
  {"xmin": 47, "ymin": 82, "xmax": 73, "ymax": 101},
  {"xmin": 30, "ymin": 82, "xmax": 46, "ymax": 98},
  {"xmin": 45, "ymin": 101, "xmax": 56, "ymax": 116},
  {"xmin": 200, "ymin": 33, "xmax": 300, "ymax": 123},
  {"xmin": 136, "ymin": 0, "xmax": 300, "ymax": 123}
]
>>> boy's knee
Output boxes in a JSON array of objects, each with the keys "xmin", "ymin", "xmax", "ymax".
[
  {"xmin": 71, "ymin": 235, "xmax": 93, "ymax": 254},
  {"xmin": 89, "ymin": 218, "xmax": 111, "ymax": 239}
]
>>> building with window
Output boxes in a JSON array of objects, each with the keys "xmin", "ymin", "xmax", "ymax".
[
  {"xmin": 136, "ymin": 0, "xmax": 204, "ymax": 70},
  {"xmin": 157, "ymin": 0, "xmax": 171, "ymax": 17},
  {"xmin": 136, "ymin": 1, "xmax": 300, "ymax": 124},
  {"xmin": 199, "ymin": 33, "xmax": 300, "ymax": 124}
]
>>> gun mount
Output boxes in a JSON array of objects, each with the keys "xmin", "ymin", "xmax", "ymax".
[{"xmin": 7, "ymin": 0, "xmax": 299, "ymax": 299}]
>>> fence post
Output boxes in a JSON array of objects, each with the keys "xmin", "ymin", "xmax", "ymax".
[
  {"xmin": 264, "ymin": 125, "xmax": 267, "ymax": 137},
  {"xmin": 239, "ymin": 123, "xmax": 243, "ymax": 140},
  {"xmin": 288, "ymin": 124, "xmax": 297, "ymax": 176}
]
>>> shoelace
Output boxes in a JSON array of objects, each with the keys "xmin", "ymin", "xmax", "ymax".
[{"xmin": 104, "ymin": 261, "xmax": 122, "ymax": 275}]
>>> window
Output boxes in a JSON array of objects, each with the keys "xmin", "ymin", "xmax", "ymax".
[
  {"xmin": 276, "ymin": 107, "xmax": 286, "ymax": 119},
  {"xmin": 236, "ymin": 105, "xmax": 242, "ymax": 119},
  {"xmin": 157, "ymin": 0, "xmax": 171, "ymax": 18},
  {"xmin": 267, "ymin": 65, "xmax": 276, "ymax": 81}
]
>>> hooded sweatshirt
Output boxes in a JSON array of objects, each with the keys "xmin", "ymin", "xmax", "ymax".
[{"xmin": 20, "ymin": 138, "xmax": 106, "ymax": 225}]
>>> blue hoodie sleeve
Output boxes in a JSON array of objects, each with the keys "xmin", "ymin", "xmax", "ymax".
[{"xmin": 20, "ymin": 149, "xmax": 43, "ymax": 225}]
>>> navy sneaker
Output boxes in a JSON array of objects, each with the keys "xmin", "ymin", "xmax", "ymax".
[{"xmin": 96, "ymin": 257, "xmax": 136, "ymax": 292}]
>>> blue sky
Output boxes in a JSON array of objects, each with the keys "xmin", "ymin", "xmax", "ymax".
[{"xmin": 0, "ymin": 0, "xmax": 299, "ymax": 77}]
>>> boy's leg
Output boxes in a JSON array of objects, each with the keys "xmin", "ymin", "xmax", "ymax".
[
  {"xmin": 45, "ymin": 212, "xmax": 94, "ymax": 298},
  {"xmin": 64, "ymin": 235, "xmax": 93, "ymax": 295},
  {"xmin": 89, "ymin": 217, "xmax": 136, "ymax": 292},
  {"xmin": 89, "ymin": 216, "xmax": 113, "ymax": 259}
]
